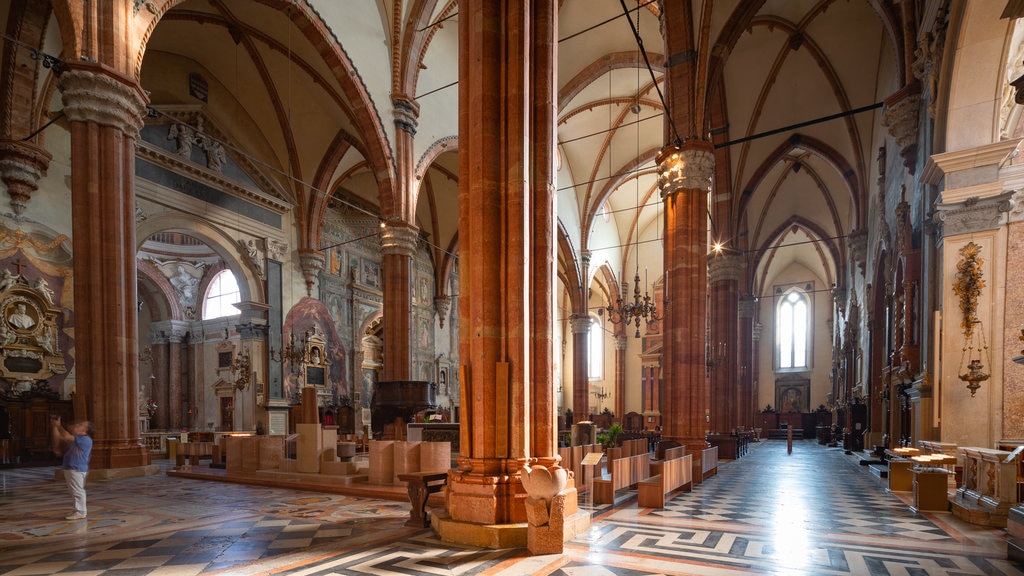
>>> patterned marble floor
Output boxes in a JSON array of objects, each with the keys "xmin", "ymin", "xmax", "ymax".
[{"xmin": 0, "ymin": 440, "xmax": 1020, "ymax": 575}]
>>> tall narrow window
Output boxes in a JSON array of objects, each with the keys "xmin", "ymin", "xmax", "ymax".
[
  {"xmin": 202, "ymin": 270, "xmax": 240, "ymax": 320},
  {"xmin": 589, "ymin": 315, "xmax": 603, "ymax": 380},
  {"xmin": 777, "ymin": 290, "xmax": 809, "ymax": 369}
]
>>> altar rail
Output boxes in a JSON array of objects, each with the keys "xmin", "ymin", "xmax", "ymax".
[{"xmin": 950, "ymin": 446, "xmax": 1022, "ymax": 527}]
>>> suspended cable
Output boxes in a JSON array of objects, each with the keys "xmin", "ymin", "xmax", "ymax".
[{"xmin": 617, "ymin": 0, "xmax": 679, "ymax": 144}]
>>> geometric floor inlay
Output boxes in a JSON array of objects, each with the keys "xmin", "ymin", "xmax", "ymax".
[{"xmin": 1, "ymin": 441, "xmax": 1022, "ymax": 575}]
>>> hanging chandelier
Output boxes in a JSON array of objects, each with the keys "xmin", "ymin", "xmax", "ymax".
[{"xmin": 607, "ymin": 268, "xmax": 658, "ymax": 338}]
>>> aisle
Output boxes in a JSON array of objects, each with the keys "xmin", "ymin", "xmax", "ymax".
[{"xmin": 0, "ymin": 442, "xmax": 1020, "ymax": 575}]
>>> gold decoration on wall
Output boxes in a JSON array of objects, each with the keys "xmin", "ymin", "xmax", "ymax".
[
  {"xmin": 953, "ymin": 242, "xmax": 989, "ymax": 397},
  {"xmin": 953, "ymin": 242, "xmax": 984, "ymax": 338}
]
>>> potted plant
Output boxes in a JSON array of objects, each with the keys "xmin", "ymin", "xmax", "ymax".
[{"xmin": 599, "ymin": 423, "xmax": 624, "ymax": 459}]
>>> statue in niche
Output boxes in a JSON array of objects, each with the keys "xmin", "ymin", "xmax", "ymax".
[
  {"xmin": 166, "ymin": 123, "xmax": 196, "ymax": 158},
  {"xmin": 170, "ymin": 265, "xmax": 199, "ymax": 308}
]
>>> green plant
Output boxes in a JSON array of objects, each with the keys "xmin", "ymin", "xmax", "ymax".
[{"xmin": 599, "ymin": 423, "xmax": 623, "ymax": 448}]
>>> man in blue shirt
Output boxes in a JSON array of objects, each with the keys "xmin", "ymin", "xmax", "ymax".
[{"xmin": 51, "ymin": 416, "xmax": 92, "ymax": 520}]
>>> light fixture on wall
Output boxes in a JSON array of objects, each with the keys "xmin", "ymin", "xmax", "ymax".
[{"xmin": 953, "ymin": 242, "xmax": 990, "ymax": 397}]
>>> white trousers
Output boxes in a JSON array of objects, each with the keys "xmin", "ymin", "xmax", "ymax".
[{"xmin": 65, "ymin": 469, "xmax": 87, "ymax": 515}]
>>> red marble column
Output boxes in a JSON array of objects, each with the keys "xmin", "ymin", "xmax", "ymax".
[
  {"xmin": 59, "ymin": 66, "xmax": 149, "ymax": 469},
  {"xmin": 442, "ymin": 0, "xmax": 564, "ymax": 540},
  {"xmin": 380, "ymin": 223, "xmax": 417, "ymax": 381},
  {"xmin": 708, "ymin": 252, "xmax": 742, "ymax": 433},
  {"xmin": 528, "ymin": 1, "xmax": 558, "ymax": 465},
  {"xmin": 657, "ymin": 141, "xmax": 713, "ymax": 449},
  {"xmin": 570, "ymin": 316, "xmax": 590, "ymax": 421}
]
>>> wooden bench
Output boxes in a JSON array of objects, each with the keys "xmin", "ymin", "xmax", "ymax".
[
  {"xmin": 592, "ymin": 452, "xmax": 650, "ymax": 505},
  {"xmin": 397, "ymin": 471, "xmax": 448, "ymax": 528},
  {"xmin": 638, "ymin": 452, "xmax": 693, "ymax": 508}
]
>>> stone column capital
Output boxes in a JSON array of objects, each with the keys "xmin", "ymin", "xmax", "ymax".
[
  {"xmin": 615, "ymin": 335, "xmax": 628, "ymax": 350},
  {"xmin": 707, "ymin": 252, "xmax": 744, "ymax": 283},
  {"xmin": 392, "ymin": 94, "xmax": 420, "ymax": 135},
  {"xmin": 380, "ymin": 221, "xmax": 420, "ymax": 257},
  {"xmin": 0, "ymin": 140, "xmax": 52, "ymax": 214},
  {"xmin": 932, "ymin": 190, "xmax": 1015, "ymax": 238},
  {"xmin": 657, "ymin": 139, "xmax": 714, "ymax": 198},
  {"xmin": 58, "ymin": 67, "xmax": 148, "ymax": 137},
  {"xmin": 236, "ymin": 321, "xmax": 268, "ymax": 340},
  {"xmin": 569, "ymin": 316, "xmax": 592, "ymax": 334}
]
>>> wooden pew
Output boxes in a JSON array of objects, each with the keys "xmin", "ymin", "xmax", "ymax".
[
  {"xmin": 592, "ymin": 452, "xmax": 650, "ymax": 505},
  {"xmin": 638, "ymin": 450, "xmax": 693, "ymax": 508}
]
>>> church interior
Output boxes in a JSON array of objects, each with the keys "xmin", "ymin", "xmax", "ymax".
[{"xmin": 3, "ymin": 0, "xmax": 1024, "ymax": 573}]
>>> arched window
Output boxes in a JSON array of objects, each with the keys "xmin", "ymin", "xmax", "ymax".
[
  {"xmin": 589, "ymin": 315, "xmax": 603, "ymax": 380},
  {"xmin": 777, "ymin": 289, "xmax": 809, "ymax": 370},
  {"xmin": 202, "ymin": 270, "xmax": 240, "ymax": 320}
]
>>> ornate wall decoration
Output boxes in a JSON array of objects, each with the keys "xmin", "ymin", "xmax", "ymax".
[
  {"xmin": 0, "ymin": 270, "xmax": 66, "ymax": 389},
  {"xmin": 953, "ymin": 242, "xmax": 984, "ymax": 339}
]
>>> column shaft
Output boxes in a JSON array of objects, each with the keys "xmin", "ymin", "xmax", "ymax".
[{"xmin": 61, "ymin": 67, "xmax": 149, "ymax": 468}]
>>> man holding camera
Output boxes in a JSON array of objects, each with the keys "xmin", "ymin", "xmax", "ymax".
[{"xmin": 50, "ymin": 416, "xmax": 92, "ymax": 520}]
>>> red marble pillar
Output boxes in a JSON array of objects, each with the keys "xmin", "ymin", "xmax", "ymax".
[
  {"xmin": 708, "ymin": 253, "xmax": 742, "ymax": 433},
  {"xmin": 570, "ymin": 316, "xmax": 590, "ymax": 421},
  {"xmin": 442, "ymin": 0, "xmax": 563, "ymax": 541},
  {"xmin": 59, "ymin": 66, "xmax": 149, "ymax": 469},
  {"xmin": 657, "ymin": 140, "xmax": 713, "ymax": 448},
  {"xmin": 380, "ymin": 223, "xmax": 417, "ymax": 381},
  {"xmin": 528, "ymin": 0, "xmax": 558, "ymax": 466}
]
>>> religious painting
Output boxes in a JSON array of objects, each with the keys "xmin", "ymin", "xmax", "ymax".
[
  {"xmin": 415, "ymin": 275, "xmax": 430, "ymax": 306},
  {"xmin": 329, "ymin": 248, "xmax": 345, "ymax": 276},
  {"xmin": 775, "ymin": 377, "xmax": 810, "ymax": 413},
  {"xmin": 363, "ymin": 260, "xmax": 381, "ymax": 288}
]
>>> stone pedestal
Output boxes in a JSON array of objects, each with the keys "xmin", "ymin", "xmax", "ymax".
[
  {"xmin": 296, "ymin": 423, "xmax": 322, "ymax": 474},
  {"xmin": 524, "ymin": 488, "xmax": 590, "ymax": 554},
  {"xmin": 889, "ymin": 459, "xmax": 914, "ymax": 492},
  {"xmin": 571, "ymin": 422, "xmax": 596, "ymax": 446},
  {"xmin": 420, "ymin": 441, "xmax": 451, "ymax": 472},
  {"xmin": 913, "ymin": 468, "xmax": 950, "ymax": 511},
  {"xmin": 369, "ymin": 440, "xmax": 395, "ymax": 484}
]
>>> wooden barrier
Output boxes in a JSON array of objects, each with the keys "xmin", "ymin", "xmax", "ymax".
[
  {"xmin": 698, "ymin": 446, "xmax": 718, "ymax": 481},
  {"xmin": 558, "ymin": 443, "xmax": 602, "ymax": 493},
  {"xmin": 638, "ymin": 452, "xmax": 692, "ymax": 508},
  {"xmin": 593, "ymin": 452, "xmax": 650, "ymax": 505}
]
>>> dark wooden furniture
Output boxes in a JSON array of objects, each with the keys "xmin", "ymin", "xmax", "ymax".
[
  {"xmin": 397, "ymin": 471, "xmax": 448, "ymax": 527},
  {"xmin": 707, "ymin": 434, "xmax": 738, "ymax": 459},
  {"xmin": 370, "ymin": 380, "xmax": 437, "ymax": 439}
]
